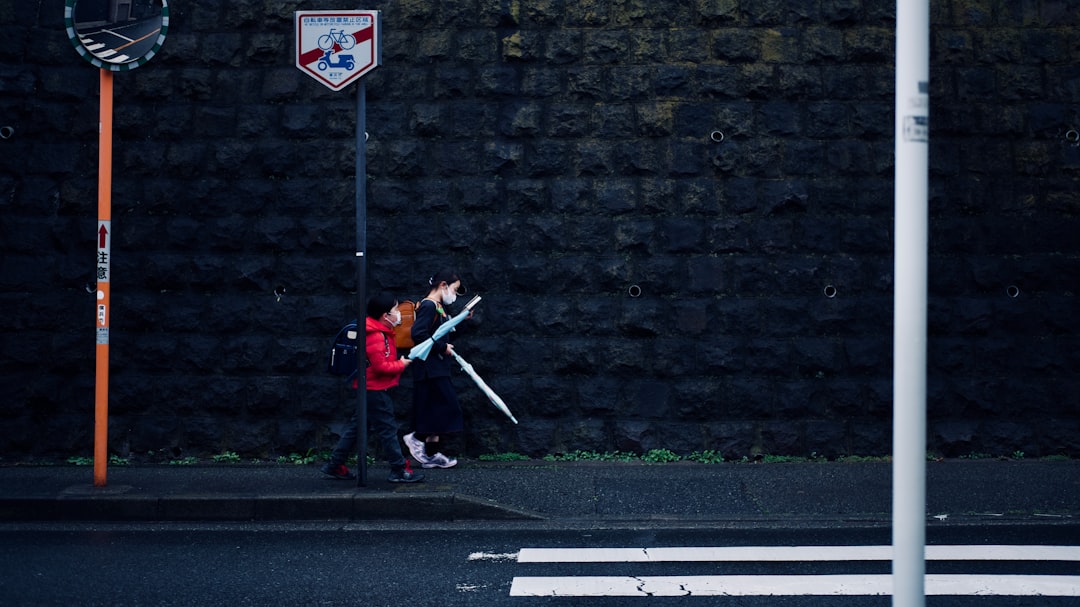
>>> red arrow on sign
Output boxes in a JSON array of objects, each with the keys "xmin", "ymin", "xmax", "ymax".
[
  {"xmin": 98, "ymin": 224, "xmax": 109, "ymax": 249},
  {"xmin": 298, "ymin": 26, "xmax": 374, "ymax": 66}
]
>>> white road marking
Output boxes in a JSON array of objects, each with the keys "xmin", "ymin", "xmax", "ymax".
[
  {"xmin": 517, "ymin": 545, "xmax": 1080, "ymax": 563},
  {"xmin": 468, "ymin": 551, "xmax": 519, "ymax": 562},
  {"xmin": 509, "ymin": 574, "xmax": 1080, "ymax": 597},
  {"xmin": 99, "ymin": 28, "xmax": 135, "ymax": 43},
  {"xmin": 504, "ymin": 545, "xmax": 1080, "ymax": 597}
]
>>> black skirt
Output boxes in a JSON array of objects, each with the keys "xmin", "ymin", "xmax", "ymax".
[{"xmin": 412, "ymin": 376, "xmax": 464, "ymax": 434}]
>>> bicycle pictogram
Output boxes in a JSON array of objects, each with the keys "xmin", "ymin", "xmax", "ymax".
[{"xmin": 317, "ymin": 28, "xmax": 356, "ymax": 51}]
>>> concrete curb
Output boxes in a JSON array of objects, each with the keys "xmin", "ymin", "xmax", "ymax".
[
  {"xmin": 0, "ymin": 493, "xmax": 544, "ymax": 523},
  {"xmin": 2, "ymin": 460, "xmax": 1077, "ymax": 524}
]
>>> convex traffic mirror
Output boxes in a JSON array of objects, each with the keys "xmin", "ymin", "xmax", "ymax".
[{"xmin": 64, "ymin": 0, "xmax": 169, "ymax": 71}]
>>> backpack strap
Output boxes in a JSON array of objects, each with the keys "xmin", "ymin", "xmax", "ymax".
[{"xmin": 349, "ymin": 331, "xmax": 391, "ymax": 384}]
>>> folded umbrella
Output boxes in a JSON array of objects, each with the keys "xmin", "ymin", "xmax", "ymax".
[
  {"xmin": 450, "ymin": 350, "xmax": 518, "ymax": 424},
  {"xmin": 408, "ymin": 294, "xmax": 481, "ymax": 361}
]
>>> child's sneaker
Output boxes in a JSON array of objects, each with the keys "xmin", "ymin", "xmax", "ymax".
[
  {"xmin": 388, "ymin": 466, "xmax": 425, "ymax": 483},
  {"xmin": 319, "ymin": 462, "xmax": 356, "ymax": 480},
  {"xmin": 422, "ymin": 453, "xmax": 458, "ymax": 469},
  {"xmin": 403, "ymin": 432, "xmax": 430, "ymax": 465}
]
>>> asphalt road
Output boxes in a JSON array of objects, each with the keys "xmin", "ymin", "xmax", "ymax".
[{"xmin": 1, "ymin": 522, "xmax": 1077, "ymax": 606}]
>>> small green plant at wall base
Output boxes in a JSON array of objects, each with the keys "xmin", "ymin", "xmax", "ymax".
[
  {"xmin": 278, "ymin": 450, "xmax": 318, "ymax": 465},
  {"xmin": 212, "ymin": 451, "xmax": 241, "ymax": 463},
  {"xmin": 478, "ymin": 452, "xmax": 530, "ymax": 462},
  {"xmin": 1011, "ymin": 450, "xmax": 1025, "ymax": 460},
  {"xmin": 836, "ymin": 455, "xmax": 890, "ymax": 463},
  {"xmin": 686, "ymin": 450, "xmax": 725, "ymax": 464},
  {"xmin": 67, "ymin": 455, "xmax": 128, "ymax": 466},
  {"xmin": 168, "ymin": 456, "xmax": 199, "ymax": 466},
  {"xmin": 642, "ymin": 449, "xmax": 681, "ymax": 463},
  {"xmin": 761, "ymin": 454, "xmax": 808, "ymax": 463},
  {"xmin": 544, "ymin": 450, "xmax": 638, "ymax": 462}
]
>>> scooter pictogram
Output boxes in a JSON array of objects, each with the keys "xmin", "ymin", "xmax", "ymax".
[{"xmin": 317, "ymin": 50, "xmax": 355, "ymax": 71}]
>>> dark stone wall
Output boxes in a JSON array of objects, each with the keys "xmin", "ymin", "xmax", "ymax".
[{"xmin": 1, "ymin": 0, "xmax": 1077, "ymax": 461}]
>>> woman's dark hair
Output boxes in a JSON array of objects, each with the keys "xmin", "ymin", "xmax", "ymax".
[
  {"xmin": 366, "ymin": 292, "xmax": 398, "ymax": 319},
  {"xmin": 428, "ymin": 269, "xmax": 465, "ymax": 293}
]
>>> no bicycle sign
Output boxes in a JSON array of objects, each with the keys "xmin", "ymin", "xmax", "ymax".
[{"xmin": 295, "ymin": 11, "xmax": 379, "ymax": 91}]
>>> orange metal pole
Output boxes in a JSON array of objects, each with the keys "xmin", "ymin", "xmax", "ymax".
[{"xmin": 94, "ymin": 70, "xmax": 113, "ymax": 487}]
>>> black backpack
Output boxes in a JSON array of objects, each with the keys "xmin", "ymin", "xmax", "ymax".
[
  {"xmin": 327, "ymin": 320, "xmax": 359, "ymax": 379},
  {"xmin": 327, "ymin": 320, "xmax": 388, "ymax": 380}
]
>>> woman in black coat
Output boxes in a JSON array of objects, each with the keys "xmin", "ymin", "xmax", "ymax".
[{"xmin": 403, "ymin": 269, "xmax": 467, "ymax": 469}]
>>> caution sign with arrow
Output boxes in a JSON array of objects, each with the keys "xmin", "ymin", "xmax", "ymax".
[
  {"xmin": 295, "ymin": 11, "xmax": 379, "ymax": 91},
  {"xmin": 96, "ymin": 220, "xmax": 110, "ymax": 343}
]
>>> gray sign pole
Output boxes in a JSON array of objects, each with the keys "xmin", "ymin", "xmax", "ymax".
[
  {"xmin": 294, "ymin": 10, "xmax": 379, "ymax": 487},
  {"xmin": 355, "ymin": 78, "xmax": 368, "ymax": 487}
]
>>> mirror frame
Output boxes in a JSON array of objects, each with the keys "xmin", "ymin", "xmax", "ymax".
[{"xmin": 64, "ymin": 0, "xmax": 169, "ymax": 71}]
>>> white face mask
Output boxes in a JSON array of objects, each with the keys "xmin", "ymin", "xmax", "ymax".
[
  {"xmin": 386, "ymin": 310, "xmax": 402, "ymax": 326},
  {"xmin": 441, "ymin": 286, "xmax": 457, "ymax": 306}
]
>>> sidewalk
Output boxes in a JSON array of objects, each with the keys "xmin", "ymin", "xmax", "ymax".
[{"xmin": 1, "ymin": 459, "xmax": 1077, "ymax": 525}]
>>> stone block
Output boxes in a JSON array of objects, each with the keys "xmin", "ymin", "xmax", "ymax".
[
  {"xmin": 759, "ymin": 421, "xmax": 803, "ymax": 455},
  {"xmin": 743, "ymin": 0, "xmax": 786, "ymax": 26},
  {"xmin": 849, "ymin": 421, "xmax": 890, "ymax": 456},
  {"xmin": 843, "ymin": 27, "xmax": 893, "ymax": 61},
  {"xmin": 705, "ymin": 421, "xmax": 756, "ymax": 458},
  {"xmin": 697, "ymin": 0, "xmax": 740, "ymax": 23},
  {"xmin": 556, "ymin": 418, "xmax": 609, "ymax": 454},
  {"xmin": 761, "ymin": 28, "xmax": 801, "ymax": 64},
  {"xmin": 712, "ymin": 29, "xmax": 762, "ymax": 62},
  {"xmin": 804, "ymin": 419, "xmax": 848, "ymax": 458},
  {"xmin": 696, "ymin": 65, "xmax": 741, "ymax": 99},
  {"xmin": 584, "ymin": 30, "xmax": 629, "ymax": 64},
  {"xmin": 821, "ymin": 0, "xmax": 861, "ymax": 23},
  {"xmin": 545, "ymin": 30, "xmax": 583, "ymax": 64},
  {"xmin": 932, "ymin": 421, "xmax": 981, "ymax": 457}
]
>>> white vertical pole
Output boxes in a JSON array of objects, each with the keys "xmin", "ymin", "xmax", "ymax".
[{"xmin": 893, "ymin": 1, "xmax": 930, "ymax": 606}]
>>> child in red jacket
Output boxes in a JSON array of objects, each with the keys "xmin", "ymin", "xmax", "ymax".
[{"xmin": 321, "ymin": 293, "xmax": 424, "ymax": 483}]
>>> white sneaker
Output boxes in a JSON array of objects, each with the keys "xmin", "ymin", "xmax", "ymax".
[
  {"xmin": 422, "ymin": 453, "xmax": 458, "ymax": 469},
  {"xmin": 403, "ymin": 433, "xmax": 430, "ymax": 465}
]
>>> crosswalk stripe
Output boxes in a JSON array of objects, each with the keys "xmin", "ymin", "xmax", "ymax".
[
  {"xmin": 517, "ymin": 545, "xmax": 1080, "ymax": 563},
  {"xmin": 509, "ymin": 574, "xmax": 1080, "ymax": 597},
  {"xmin": 467, "ymin": 552, "xmax": 519, "ymax": 562}
]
